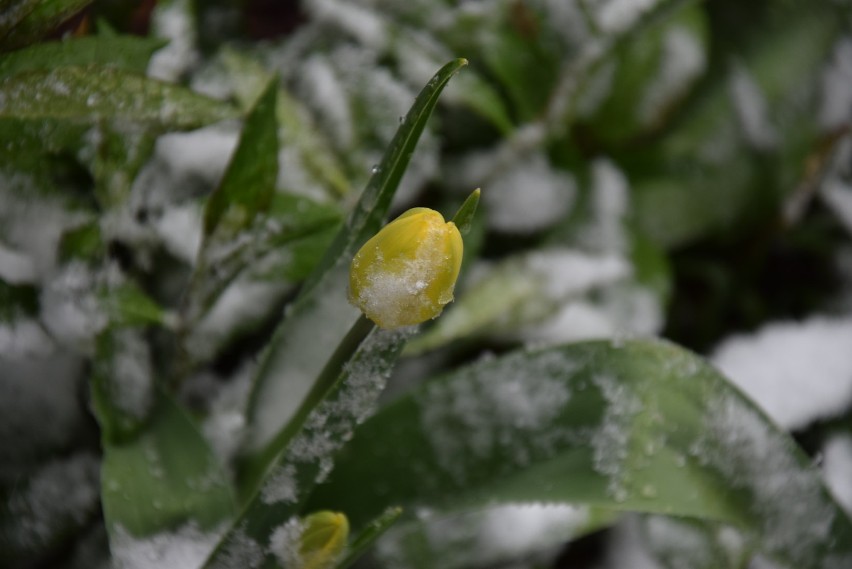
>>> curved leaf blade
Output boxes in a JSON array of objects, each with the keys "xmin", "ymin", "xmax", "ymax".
[
  {"xmin": 306, "ymin": 340, "xmax": 852, "ymax": 568},
  {"xmin": 0, "ymin": 66, "xmax": 236, "ymax": 128},
  {"xmin": 239, "ymin": 59, "xmax": 468, "ymax": 480}
]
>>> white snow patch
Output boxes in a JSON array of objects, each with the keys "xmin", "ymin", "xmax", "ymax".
[
  {"xmin": 711, "ymin": 316, "xmax": 852, "ymax": 430},
  {"xmin": 298, "ymin": 55, "xmax": 354, "ymax": 150},
  {"xmin": 594, "ymin": 0, "xmax": 659, "ymax": 33},
  {"xmin": 154, "ymin": 202, "xmax": 203, "ymax": 265},
  {"xmin": 261, "ymin": 464, "xmax": 298, "ymax": 505},
  {"xmin": 112, "ymin": 522, "xmax": 224, "ymax": 569},
  {"xmin": 419, "ymin": 350, "xmax": 575, "ymax": 482},
  {"xmin": 185, "ymin": 280, "xmax": 288, "ymax": 361},
  {"xmin": 524, "ymin": 250, "xmax": 630, "ymax": 299},
  {"xmin": 305, "ymin": 0, "xmax": 388, "ymax": 49},
  {"xmin": 729, "ymin": 63, "xmax": 777, "ymax": 150},
  {"xmin": 106, "ymin": 328, "xmax": 155, "ymax": 421},
  {"xmin": 475, "ymin": 504, "xmax": 589, "ymax": 560},
  {"xmin": 605, "ymin": 516, "xmax": 663, "ymax": 569},
  {"xmin": 40, "ymin": 262, "xmax": 108, "ymax": 352},
  {"xmin": 268, "ymin": 518, "xmax": 304, "ymax": 569},
  {"xmin": 821, "ymin": 175, "xmax": 852, "ymax": 236},
  {"xmin": 148, "ymin": 0, "xmax": 200, "ymax": 82},
  {"xmin": 580, "ymin": 159, "xmax": 630, "ymax": 253},
  {"xmin": 482, "ymin": 152, "xmax": 576, "ymax": 233},
  {"xmin": 820, "ymin": 38, "xmax": 852, "ymax": 130},
  {"xmin": 149, "ymin": 125, "xmax": 239, "ymax": 190},
  {"xmin": 0, "ymin": 172, "xmax": 91, "ymax": 278},
  {"xmin": 6, "ymin": 453, "xmax": 100, "ymax": 549},
  {"xmin": 639, "ymin": 26, "xmax": 706, "ymax": 126},
  {"xmin": 199, "ymin": 364, "xmax": 254, "ymax": 469},
  {"xmin": 0, "ymin": 242, "xmax": 37, "ymax": 284},
  {"xmin": 823, "ymin": 434, "xmax": 852, "ymax": 516},
  {"xmin": 0, "ymin": 318, "xmax": 54, "ymax": 358}
]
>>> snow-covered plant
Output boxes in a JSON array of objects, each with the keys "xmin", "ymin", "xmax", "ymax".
[{"xmin": 3, "ymin": 1, "xmax": 852, "ymax": 569}]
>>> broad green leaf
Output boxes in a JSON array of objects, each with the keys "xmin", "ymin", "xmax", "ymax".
[
  {"xmin": 239, "ymin": 59, "xmax": 467, "ymax": 487},
  {"xmin": 305, "ymin": 340, "xmax": 852, "ymax": 568},
  {"xmin": 0, "ymin": 35, "xmax": 166, "ymax": 78},
  {"xmin": 0, "ymin": 66, "xmax": 236, "ymax": 128},
  {"xmin": 202, "ymin": 323, "xmax": 409, "ymax": 569},
  {"xmin": 0, "ymin": 0, "xmax": 93, "ymax": 51},
  {"xmin": 98, "ymin": 391, "xmax": 235, "ymax": 538}
]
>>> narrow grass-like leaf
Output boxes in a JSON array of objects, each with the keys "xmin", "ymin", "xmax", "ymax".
[
  {"xmin": 182, "ymin": 78, "xmax": 280, "ymax": 325},
  {"xmin": 239, "ymin": 59, "xmax": 467, "ymax": 484},
  {"xmin": 202, "ymin": 324, "xmax": 409, "ymax": 569},
  {"xmin": 337, "ymin": 506, "xmax": 403, "ymax": 569},
  {"xmin": 0, "ymin": 66, "xmax": 236, "ymax": 128},
  {"xmin": 98, "ymin": 391, "xmax": 235, "ymax": 538},
  {"xmin": 306, "ymin": 340, "xmax": 852, "ymax": 568},
  {"xmin": 0, "ymin": 35, "xmax": 165, "ymax": 78},
  {"xmin": 221, "ymin": 48, "xmax": 352, "ymax": 198},
  {"xmin": 200, "ymin": 79, "xmax": 278, "ymax": 247},
  {"xmin": 1, "ymin": 0, "xmax": 93, "ymax": 51}
]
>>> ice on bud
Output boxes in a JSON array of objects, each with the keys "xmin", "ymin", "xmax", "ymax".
[{"xmin": 349, "ymin": 207, "xmax": 463, "ymax": 329}]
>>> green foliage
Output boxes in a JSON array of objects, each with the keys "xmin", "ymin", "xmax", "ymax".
[{"xmin": 2, "ymin": 1, "xmax": 852, "ymax": 568}]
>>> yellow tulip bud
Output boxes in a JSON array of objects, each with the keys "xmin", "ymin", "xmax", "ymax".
[
  {"xmin": 349, "ymin": 207, "xmax": 463, "ymax": 329},
  {"xmin": 299, "ymin": 511, "xmax": 349, "ymax": 569}
]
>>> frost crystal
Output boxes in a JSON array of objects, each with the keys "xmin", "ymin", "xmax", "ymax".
[
  {"xmin": 268, "ymin": 517, "xmax": 304, "ymax": 569},
  {"xmin": 695, "ymin": 394, "xmax": 835, "ymax": 564},
  {"xmin": 590, "ymin": 374, "xmax": 643, "ymax": 502},
  {"xmin": 419, "ymin": 350, "xmax": 574, "ymax": 482},
  {"xmin": 262, "ymin": 327, "xmax": 409, "ymax": 503},
  {"xmin": 205, "ymin": 524, "xmax": 264, "ymax": 569}
]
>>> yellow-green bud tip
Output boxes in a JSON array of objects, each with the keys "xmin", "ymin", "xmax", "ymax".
[
  {"xmin": 349, "ymin": 207, "xmax": 463, "ymax": 329},
  {"xmin": 299, "ymin": 511, "xmax": 349, "ymax": 569}
]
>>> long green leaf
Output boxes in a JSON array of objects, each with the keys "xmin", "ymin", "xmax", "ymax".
[
  {"xmin": 238, "ymin": 59, "xmax": 467, "ymax": 487},
  {"xmin": 305, "ymin": 340, "xmax": 852, "ymax": 568},
  {"xmin": 0, "ymin": 66, "xmax": 236, "ymax": 128},
  {"xmin": 202, "ymin": 324, "xmax": 409, "ymax": 569},
  {"xmin": 0, "ymin": 35, "xmax": 166, "ymax": 78}
]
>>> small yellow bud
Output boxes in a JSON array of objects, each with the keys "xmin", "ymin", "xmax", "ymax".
[
  {"xmin": 299, "ymin": 511, "xmax": 349, "ymax": 569},
  {"xmin": 349, "ymin": 207, "xmax": 463, "ymax": 329}
]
